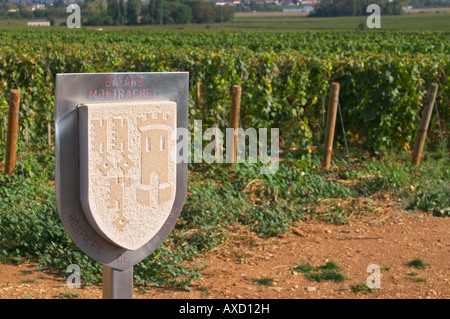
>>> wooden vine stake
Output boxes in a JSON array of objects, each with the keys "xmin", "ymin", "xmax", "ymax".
[
  {"xmin": 196, "ymin": 82, "xmax": 201, "ymax": 109},
  {"xmin": 4, "ymin": 89, "xmax": 20, "ymax": 176},
  {"xmin": 411, "ymin": 83, "xmax": 438, "ymax": 165},
  {"xmin": 213, "ymin": 123, "xmax": 221, "ymax": 163},
  {"xmin": 322, "ymin": 82, "xmax": 340, "ymax": 170},
  {"xmin": 229, "ymin": 85, "xmax": 241, "ymax": 164},
  {"xmin": 196, "ymin": 82, "xmax": 208, "ymax": 123},
  {"xmin": 47, "ymin": 123, "xmax": 52, "ymax": 151}
]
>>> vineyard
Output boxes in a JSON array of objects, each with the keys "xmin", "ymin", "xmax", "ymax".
[
  {"xmin": 0, "ymin": 30, "xmax": 449, "ymax": 153},
  {"xmin": 0, "ymin": 29, "xmax": 449, "ymax": 296}
]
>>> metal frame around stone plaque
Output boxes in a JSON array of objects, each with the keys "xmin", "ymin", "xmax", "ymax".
[{"xmin": 55, "ymin": 72, "xmax": 189, "ymax": 272}]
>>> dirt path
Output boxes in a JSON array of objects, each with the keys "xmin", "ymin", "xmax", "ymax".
[{"xmin": 0, "ymin": 210, "xmax": 449, "ymax": 299}]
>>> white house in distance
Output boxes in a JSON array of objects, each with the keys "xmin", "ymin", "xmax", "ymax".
[
  {"xmin": 27, "ymin": 21, "xmax": 51, "ymax": 27},
  {"xmin": 214, "ymin": 0, "xmax": 319, "ymax": 6},
  {"xmin": 28, "ymin": 4, "xmax": 46, "ymax": 11}
]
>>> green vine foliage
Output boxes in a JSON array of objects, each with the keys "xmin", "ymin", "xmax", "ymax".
[
  {"xmin": 0, "ymin": 30, "xmax": 448, "ymax": 154},
  {"xmin": 0, "ymin": 29, "xmax": 448, "ymax": 289}
]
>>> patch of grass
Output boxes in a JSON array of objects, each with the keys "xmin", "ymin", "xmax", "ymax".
[
  {"xmin": 54, "ymin": 290, "xmax": 80, "ymax": 299},
  {"xmin": 323, "ymin": 207, "xmax": 350, "ymax": 225},
  {"xmin": 407, "ymin": 276, "xmax": 427, "ymax": 282},
  {"xmin": 404, "ymin": 144, "xmax": 449, "ymax": 216},
  {"xmin": 406, "ymin": 258, "xmax": 428, "ymax": 269},
  {"xmin": 20, "ymin": 279, "xmax": 36, "ymax": 284},
  {"xmin": 406, "ymin": 272, "xmax": 427, "ymax": 282},
  {"xmin": 197, "ymin": 286, "xmax": 211, "ymax": 297},
  {"xmin": 252, "ymin": 277, "xmax": 275, "ymax": 286},
  {"xmin": 309, "ymin": 270, "xmax": 347, "ymax": 283},
  {"xmin": 292, "ymin": 262, "xmax": 318, "ymax": 274},
  {"xmin": 293, "ymin": 261, "xmax": 347, "ymax": 283},
  {"xmin": 318, "ymin": 261, "xmax": 341, "ymax": 271},
  {"xmin": 351, "ymin": 282, "xmax": 376, "ymax": 294}
]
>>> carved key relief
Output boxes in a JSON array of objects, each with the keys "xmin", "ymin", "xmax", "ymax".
[{"xmin": 79, "ymin": 101, "xmax": 177, "ymax": 250}]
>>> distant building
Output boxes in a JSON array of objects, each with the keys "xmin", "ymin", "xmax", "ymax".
[
  {"xmin": 27, "ymin": 21, "xmax": 51, "ymax": 27},
  {"xmin": 216, "ymin": 0, "xmax": 242, "ymax": 5},
  {"xmin": 28, "ymin": 4, "xmax": 46, "ymax": 11},
  {"xmin": 240, "ymin": 0, "xmax": 280, "ymax": 4},
  {"xmin": 283, "ymin": 6, "xmax": 314, "ymax": 13}
]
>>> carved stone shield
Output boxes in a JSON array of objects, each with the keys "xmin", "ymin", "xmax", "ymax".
[{"xmin": 79, "ymin": 101, "xmax": 177, "ymax": 250}]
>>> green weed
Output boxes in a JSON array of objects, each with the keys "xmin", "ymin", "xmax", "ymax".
[
  {"xmin": 406, "ymin": 258, "xmax": 428, "ymax": 269},
  {"xmin": 20, "ymin": 279, "xmax": 36, "ymax": 284},
  {"xmin": 351, "ymin": 282, "xmax": 376, "ymax": 294},
  {"xmin": 293, "ymin": 261, "xmax": 347, "ymax": 283},
  {"xmin": 292, "ymin": 262, "xmax": 318, "ymax": 274},
  {"xmin": 253, "ymin": 277, "xmax": 275, "ymax": 286},
  {"xmin": 406, "ymin": 272, "xmax": 427, "ymax": 282},
  {"xmin": 54, "ymin": 290, "xmax": 80, "ymax": 299}
]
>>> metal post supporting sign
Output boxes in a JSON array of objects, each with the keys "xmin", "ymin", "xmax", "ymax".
[{"xmin": 55, "ymin": 72, "xmax": 189, "ymax": 299}]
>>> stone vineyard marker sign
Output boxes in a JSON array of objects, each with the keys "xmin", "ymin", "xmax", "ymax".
[{"xmin": 55, "ymin": 73, "xmax": 189, "ymax": 299}]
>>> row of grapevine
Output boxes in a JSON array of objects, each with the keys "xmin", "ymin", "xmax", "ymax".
[{"xmin": 0, "ymin": 30, "xmax": 448, "ymax": 155}]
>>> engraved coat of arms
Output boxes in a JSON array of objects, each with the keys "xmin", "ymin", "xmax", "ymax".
[{"xmin": 79, "ymin": 101, "xmax": 177, "ymax": 250}]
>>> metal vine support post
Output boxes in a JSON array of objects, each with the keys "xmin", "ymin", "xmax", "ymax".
[
  {"xmin": 102, "ymin": 265, "xmax": 133, "ymax": 299},
  {"xmin": 229, "ymin": 85, "xmax": 242, "ymax": 164},
  {"xmin": 4, "ymin": 89, "xmax": 20, "ymax": 176},
  {"xmin": 322, "ymin": 82, "xmax": 340, "ymax": 170},
  {"xmin": 411, "ymin": 83, "xmax": 439, "ymax": 165}
]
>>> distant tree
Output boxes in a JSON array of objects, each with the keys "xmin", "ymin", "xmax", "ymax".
[
  {"xmin": 19, "ymin": 7, "xmax": 33, "ymax": 18},
  {"xmin": 7, "ymin": 11, "xmax": 21, "ymax": 19},
  {"xmin": 216, "ymin": 4, "xmax": 235, "ymax": 23},
  {"xmin": 149, "ymin": 0, "xmax": 163, "ymax": 25},
  {"xmin": 192, "ymin": 1, "xmax": 215, "ymax": 23},
  {"xmin": 165, "ymin": 1, "xmax": 192, "ymax": 24},
  {"xmin": 126, "ymin": 0, "xmax": 141, "ymax": 25},
  {"xmin": 385, "ymin": 0, "xmax": 403, "ymax": 15},
  {"xmin": 33, "ymin": 9, "xmax": 47, "ymax": 19},
  {"xmin": 107, "ymin": 0, "xmax": 123, "ymax": 25},
  {"xmin": 107, "ymin": 0, "xmax": 116, "ymax": 17},
  {"xmin": 119, "ymin": 0, "xmax": 125, "ymax": 25},
  {"xmin": 80, "ymin": 0, "xmax": 108, "ymax": 25},
  {"xmin": 84, "ymin": 0, "xmax": 108, "ymax": 18},
  {"xmin": 310, "ymin": 0, "xmax": 403, "ymax": 17},
  {"xmin": 47, "ymin": 14, "xmax": 55, "ymax": 26},
  {"xmin": 53, "ymin": 0, "xmax": 65, "ymax": 9}
]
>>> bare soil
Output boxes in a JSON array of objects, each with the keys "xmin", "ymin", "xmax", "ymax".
[{"xmin": 1, "ymin": 207, "xmax": 449, "ymax": 299}]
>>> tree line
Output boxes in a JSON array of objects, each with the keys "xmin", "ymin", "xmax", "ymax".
[
  {"xmin": 0, "ymin": 0, "xmax": 235, "ymax": 26},
  {"xmin": 87, "ymin": 0, "xmax": 235, "ymax": 26},
  {"xmin": 310, "ymin": 0, "xmax": 404, "ymax": 17}
]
